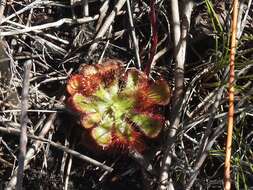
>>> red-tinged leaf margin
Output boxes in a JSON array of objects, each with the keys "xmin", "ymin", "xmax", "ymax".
[
  {"xmin": 79, "ymin": 64, "xmax": 99, "ymax": 76},
  {"xmin": 122, "ymin": 68, "xmax": 149, "ymax": 95},
  {"xmin": 134, "ymin": 79, "xmax": 170, "ymax": 111},
  {"xmin": 112, "ymin": 121, "xmax": 144, "ymax": 152},
  {"xmin": 66, "ymin": 74, "xmax": 84, "ymax": 95},
  {"xmin": 68, "ymin": 93, "xmax": 96, "ymax": 113}
]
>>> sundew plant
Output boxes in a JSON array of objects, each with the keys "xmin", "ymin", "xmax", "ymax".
[{"xmin": 67, "ymin": 59, "xmax": 170, "ymax": 152}]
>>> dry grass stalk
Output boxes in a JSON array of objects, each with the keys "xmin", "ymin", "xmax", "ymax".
[{"xmin": 224, "ymin": 0, "xmax": 239, "ymax": 189}]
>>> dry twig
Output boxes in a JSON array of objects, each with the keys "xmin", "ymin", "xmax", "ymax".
[
  {"xmin": 159, "ymin": 1, "xmax": 194, "ymax": 189},
  {"xmin": 224, "ymin": 0, "xmax": 239, "ymax": 189},
  {"xmin": 16, "ymin": 60, "xmax": 32, "ymax": 190},
  {"xmin": 0, "ymin": 126, "xmax": 113, "ymax": 173},
  {"xmin": 0, "ymin": 0, "xmax": 6, "ymax": 21},
  {"xmin": 0, "ymin": 16, "xmax": 99, "ymax": 37},
  {"xmin": 88, "ymin": 0, "xmax": 127, "ymax": 55},
  {"xmin": 126, "ymin": 0, "xmax": 141, "ymax": 69},
  {"xmin": 6, "ymin": 98, "xmax": 64, "ymax": 190}
]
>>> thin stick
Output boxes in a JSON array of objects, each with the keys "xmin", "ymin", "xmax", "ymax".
[
  {"xmin": 88, "ymin": 0, "xmax": 126, "ymax": 55},
  {"xmin": 83, "ymin": 0, "xmax": 89, "ymax": 16},
  {"xmin": 159, "ymin": 1, "xmax": 182, "ymax": 188},
  {"xmin": 126, "ymin": 0, "xmax": 141, "ymax": 69},
  {"xmin": 0, "ymin": 0, "xmax": 6, "ymax": 21},
  {"xmin": 237, "ymin": 0, "xmax": 252, "ymax": 38},
  {"xmin": 158, "ymin": 1, "xmax": 194, "ymax": 189},
  {"xmin": 6, "ymin": 98, "xmax": 63, "ymax": 190},
  {"xmin": 16, "ymin": 60, "xmax": 32, "ymax": 190},
  {"xmin": 0, "ymin": 0, "xmax": 52, "ymax": 24},
  {"xmin": 96, "ymin": 0, "xmax": 109, "ymax": 31},
  {"xmin": 0, "ymin": 16, "xmax": 99, "ymax": 37},
  {"xmin": 0, "ymin": 126, "xmax": 113, "ymax": 172},
  {"xmin": 185, "ymin": 86, "xmax": 225, "ymax": 190},
  {"xmin": 64, "ymin": 142, "xmax": 75, "ymax": 190},
  {"xmin": 224, "ymin": 0, "xmax": 239, "ymax": 189},
  {"xmin": 6, "ymin": 20, "xmax": 69, "ymax": 45}
]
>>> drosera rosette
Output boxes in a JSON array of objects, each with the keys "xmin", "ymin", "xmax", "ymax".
[{"xmin": 66, "ymin": 59, "xmax": 171, "ymax": 152}]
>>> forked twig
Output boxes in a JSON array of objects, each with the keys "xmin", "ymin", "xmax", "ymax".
[{"xmin": 224, "ymin": 0, "xmax": 239, "ymax": 189}]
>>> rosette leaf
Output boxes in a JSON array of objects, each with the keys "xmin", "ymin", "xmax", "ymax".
[
  {"xmin": 148, "ymin": 79, "xmax": 171, "ymax": 105},
  {"xmin": 67, "ymin": 74, "xmax": 84, "ymax": 95},
  {"xmin": 113, "ymin": 119, "xmax": 142, "ymax": 150},
  {"xmin": 69, "ymin": 93, "xmax": 96, "ymax": 113},
  {"xmin": 130, "ymin": 112, "xmax": 164, "ymax": 138},
  {"xmin": 91, "ymin": 114, "xmax": 114, "ymax": 147},
  {"xmin": 67, "ymin": 74, "xmax": 101, "ymax": 96},
  {"xmin": 121, "ymin": 69, "xmax": 148, "ymax": 96},
  {"xmin": 111, "ymin": 95, "xmax": 135, "ymax": 119},
  {"xmin": 137, "ymin": 79, "xmax": 171, "ymax": 109},
  {"xmin": 91, "ymin": 127, "xmax": 112, "ymax": 148},
  {"xmin": 81, "ymin": 112, "xmax": 101, "ymax": 129},
  {"xmin": 94, "ymin": 81, "xmax": 119, "ymax": 102}
]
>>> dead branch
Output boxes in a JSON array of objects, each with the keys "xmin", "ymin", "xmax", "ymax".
[
  {"xmin": 16, "ymin": 60, "xmax": 32, "ymax": 190},
  {"xmin": 158, "ymin": 1, "xmax": 194, "ymax": 189}
]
